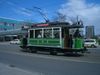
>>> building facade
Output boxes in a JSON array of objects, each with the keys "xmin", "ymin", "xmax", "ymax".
[
  {"xmin": 0, "ymin": 17, "xmax": 22, "ymax": 31},
  {"xmin": 85, "ymin": 26, "xmax": 95, "ymax": 38},
  {"xmin": 0, "ymin": 17, "xmax": 27, "ymax": 41}
]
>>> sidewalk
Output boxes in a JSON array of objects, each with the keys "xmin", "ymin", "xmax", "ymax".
[
  {"xmin": 0, "ymin": 63, "xmax": 41, "ymax": 75},
  {"xmin": 0, "ymin": 42, "xmax": 10, "ymax": 45}
]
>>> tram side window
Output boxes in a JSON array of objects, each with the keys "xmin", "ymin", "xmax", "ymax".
[
  {"xmin": 44, "ymin": 29, "xmax": 52, "ymax": 38},
  {"xmin": 29, "ymin": 30, "xmax": 34, "ymax": 38},
  {"xmin": 62, "ymin": 28, "xmax": 64, "ymax": 38},
  {"xmin": 53, "ymin": 28, "xmax": 60, "ymax": 38},
  {"xmin": 35, "ymin": 29, "xmax": 42, "ymax": 38}
]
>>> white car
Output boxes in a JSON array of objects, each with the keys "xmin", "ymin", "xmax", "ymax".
[
  {"xmin": 10, "ymin": 39, "xmax": 20, "ymax": 44},
  {"xmin": 84, "ymin": 39, "xmax": 98, "ymax": 48}
]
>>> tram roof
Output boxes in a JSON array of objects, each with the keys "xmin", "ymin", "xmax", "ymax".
[{"xmin": 30, "ymin": 22, "xmax": 83, "ymax": 29}]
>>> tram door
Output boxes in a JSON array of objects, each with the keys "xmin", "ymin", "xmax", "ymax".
[{"xmin": 63, "ymin": 27, "xmax": 69, "ymax": 49}]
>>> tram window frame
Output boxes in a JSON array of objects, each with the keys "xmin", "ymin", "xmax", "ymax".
[
  {"xmin": 53, "ymin": 28, "xmax": 60, "ymax": 39},
  {"xmin": 29, "ymin": 30, "xmax": 34, "ymax": 38},
  {"xmin": 35, "ymin": 29, "xmax": 42, "ymax": 38}
]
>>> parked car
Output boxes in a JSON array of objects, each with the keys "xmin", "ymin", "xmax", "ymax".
[
  {"xmin": 84, "ymin": 39, "xmax": 99, "ymax": 48},
  {"xmin": 10, "ymin": 39, "xmax": 20, "ymax": 44}
]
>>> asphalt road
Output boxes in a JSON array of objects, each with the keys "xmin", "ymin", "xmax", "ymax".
[{"xmin": 0, "ymin": 43, "xmax": 100, "ymax": 75}]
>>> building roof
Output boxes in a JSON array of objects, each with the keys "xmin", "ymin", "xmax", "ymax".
[{"xmin": 0, "ymin": 17, "xmax": 21, "ymax": 24}]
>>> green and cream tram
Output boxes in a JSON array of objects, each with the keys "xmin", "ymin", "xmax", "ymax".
[{"xmin": 20, "ymin": 22, "xmax": 87, "ymax": 55}]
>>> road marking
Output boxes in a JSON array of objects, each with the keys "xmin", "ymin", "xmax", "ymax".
[{"xmin": 1, "ymin": 51, "xmax": 100, "ymax": 64}]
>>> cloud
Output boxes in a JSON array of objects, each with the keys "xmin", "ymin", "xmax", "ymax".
[
  {"xmin": 59, "ymin": 0, "xmax": 100, "ymax": 34},
  {"xmin": 6, "ymin": 1, "xmax": 33, "ymax": 17},
  {"xmin": 6, "ymin": 1, "xmax": 15, "ymax": 6},
  {"xmin": 13, "ymin": 8, "xmax": 32, "ymax": 16},
  {"xmin": 14, "ymin": 7, "xmax": 33, "ymax": 16}
]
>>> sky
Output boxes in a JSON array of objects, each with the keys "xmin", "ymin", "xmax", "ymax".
[{"xmin": 0, "ymin": 0, "xmax": 100, "ymax": 34}]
